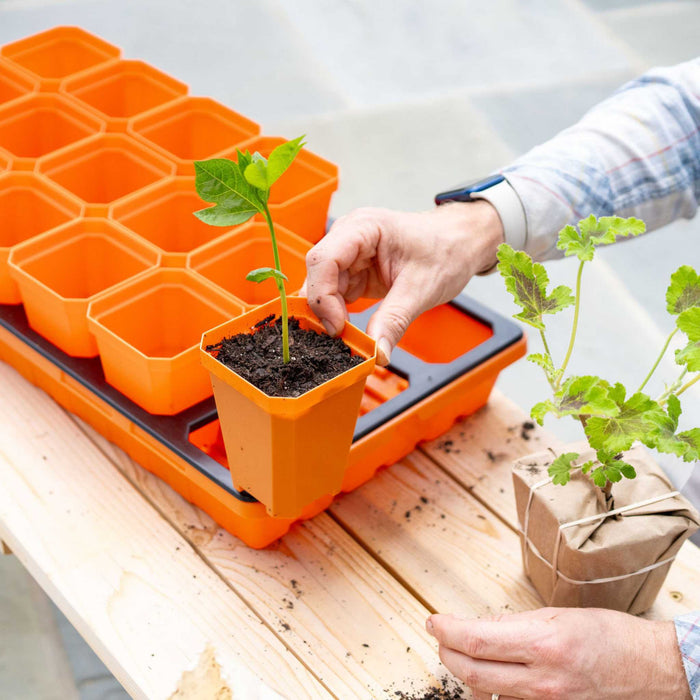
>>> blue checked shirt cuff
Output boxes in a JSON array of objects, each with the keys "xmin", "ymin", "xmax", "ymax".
[{"xmin": 675, "ymin": 611, "xmax": 700, "ymax": 699}]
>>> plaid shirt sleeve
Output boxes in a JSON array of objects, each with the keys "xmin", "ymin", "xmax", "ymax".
[
  {"xmin": 502, "ymin": 58, "xmax": 700, "ymax": 262},
  {"xmin": 675, "ymin": 612, "xmax": 700, "ymax": 698}
]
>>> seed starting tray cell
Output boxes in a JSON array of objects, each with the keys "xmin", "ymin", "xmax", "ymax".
[{"xmin": 0, "ymin": 27, "xmax": 526, "ymax": 548}]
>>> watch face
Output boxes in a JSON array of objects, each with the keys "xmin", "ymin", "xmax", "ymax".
[{"xmin": 435, "ymin": 174, "xmax": 505, "ymax": 205}]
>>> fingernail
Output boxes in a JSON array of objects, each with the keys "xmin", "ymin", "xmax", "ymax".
[
  {"xmin": 426, "ymin": 617, "xmax": 435, "ymax": 635},
  {"xmin": 320, "ymin": 318, "xmax": 336, "ymax": 336},
  {"xmin": 377, "ymin": 337, "xmax": 392, "ymax": 366}
]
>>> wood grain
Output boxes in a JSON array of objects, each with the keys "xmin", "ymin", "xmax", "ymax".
[
  {"xmin": 421, "ymin": 390, "xmax": 700, "ymax": 620},
  {"xmin": 0, "ymin": 361, "xmax": 327, "ymax": 700},
  {"xmin": 76, "ymin": 417, "xmax": 464, "ymax": 699}
]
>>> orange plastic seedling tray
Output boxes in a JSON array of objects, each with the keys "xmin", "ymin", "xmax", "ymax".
[
  {"xmin": 0, "ymin": 171, "xmax": 83, "ymax": 304},
  {"xmin": 38, "ymin": 133, "xmax": 175, "ymax": 216},
  {"xmin": 1, "ymin": 26, "xmax": 120, "ymax": 91},
  {"xmin": 130, "ymin": 96, "xmax": 260, "ymax": 175},
  {"xmin": 8, "ymin": 217, "xmax": 160, "ymax": 356},
  {"xmin": 0, "ymin": 93, "xmax": 104, "ymax": 170},
  {"xmin": 188, "ymin": 221, "xmax": 310, "ymax": 305},
  {"xmin": 0, "ymin": 57, "xmax": 38, "ymax": 106},
  {"xmin": 87, "ymin": 268, "xmax": 244, "ymax": 414},
  {"xmin": 63, "ymin": 60, "xmax": 188, "ymax": 131},
  {"xmin": 111, "ymin": 176, "xmax": 232, "ymax": 267}
]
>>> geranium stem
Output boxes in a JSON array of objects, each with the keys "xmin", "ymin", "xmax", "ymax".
[
  {"xmin": 638, "ymin": 328, "xmax": 677, "ymax": 393},
  {"xmin": 676, "ymin": 372, "xmax": 700, "ymax": 398},
  {"xmin": 557, "ymin": 260, "xmax": 585, "ymax": 388},
  {"xmin": 263, "ymin": 205, "xmax": 290, "ymax": 363}
]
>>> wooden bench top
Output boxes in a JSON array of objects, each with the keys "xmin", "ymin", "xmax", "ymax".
[{"xmin": 1, "ymin": 358, "xmax": 698, "ymax": 699}]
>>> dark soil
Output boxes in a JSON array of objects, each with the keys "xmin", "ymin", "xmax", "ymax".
[{"xmin": 206, "ymin": 314, "xmax": 364, "ymax": 398}]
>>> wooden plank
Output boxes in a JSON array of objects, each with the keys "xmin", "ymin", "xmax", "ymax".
[
  {"xmin": 330, "ymin": 450, "xmax": 542, "ymax": 615},
  {"xmin": 75, "ymin": 418, "xmax": 465, "ymax": 700},
  {"xmin": 420, "ymin": 390, "xmax": 700, "ymax": 620},
  {"xmin": 0, "ymin": 360, "xmax": 328, "ymax": 700}
]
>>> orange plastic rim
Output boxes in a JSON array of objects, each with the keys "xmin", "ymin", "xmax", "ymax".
[
  {"xmin": 38, "ymin": 133, "xmax": 175, "ymax": 209},
  {"xmin": 0, "ymin": 171, "xmax": 83, "ymax": 304},
  {"xmin": 0, "ymin": 57, "xmax": 38, "ymax": 106},
  {"xmin": 62, "ymin": 59, "xmax": 188, "ymax": 129},
  {"xmin": 8, "ymin": 218, "xmax": 161, "ymax": 356},
  {"xmin": 188, "ymin": 221, "xmax": 311, "ymax": 305},
  {"xmin": 201, "ymin": 296, "xmax": 376, "ymax": 517},
  {"xmin": 130, "ymin": 96, "xmax": 260, "ymax": 175},
  {"xmin": 1, "ymin": 27, "xmax": 120, "ymax": 89},
  {"xmin": 0, "ymin": 93, "xmax": 104, "ymax": 168},
  {"xmin": 111, "ymin": 176, "xmax": 232, "ymax": 265},
  {"xmin": 87, "ymin": 268, "xmax": 244, "ymax": 414}
]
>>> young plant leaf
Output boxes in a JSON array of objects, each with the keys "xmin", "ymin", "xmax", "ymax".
[
  {"xmin": 556, "ymin": 215, "xmax": 645, "ymax": 261},
  {"xmin": 676, "ymin": 307, "xmax": 700, "ymax": 371},
  {"xmin": 643, "ymin": 394, "xmax": 689, "ymax": 458},
  {"xmin": 676, "ymin": 428, "xmax": 700, "ymax": 462},
  {"xmin": 193, "ymin": 159, "xmax": 264, "ymax": 226},
  {"xmin": 585, "ymin": 389, "xmax": 666, "ymax": 454},
  {"xmin": 497, "ymin": 244, "xmax": 575, "ymax": 330},
  {"xmin": 666, "ymin": 266, "xmax": 700, "ymax": 315},
  {"xmin": 243, "ymin": 135, "xmax": 306, "ymax": 191},
  {"xmin": 548, "ymin": 452, "xmax": 580, "ymax": 486},
  {"xmin": 245, "ymin": 267, "xmax": 288, "ymax": 284}
]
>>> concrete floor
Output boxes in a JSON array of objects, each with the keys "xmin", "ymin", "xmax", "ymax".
[{"xmin": 0, "ymin": 0, "xmax": 699, "ymax": 697}]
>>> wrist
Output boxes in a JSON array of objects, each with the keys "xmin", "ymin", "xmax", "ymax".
[{"xmin": 433, "ymin": 200, "xmax": 504, "ymax": 275}]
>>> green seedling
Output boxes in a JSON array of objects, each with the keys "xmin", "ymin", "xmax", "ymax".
[
  {"xmin": 498, "ymin": 215, "xmax": 700, "ymax": 501},
  {"xmin": 193, "ymin": 136, "xmax": 306, "ymax": 363}
]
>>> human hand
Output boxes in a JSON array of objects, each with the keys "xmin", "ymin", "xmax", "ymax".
[
  {"xmin": 302, "ymin": 201, "xmax": 503, "ymax": 365},
  {"xmin": 426, "ymin": 607, "xmax": 690, "ymax": 700}
]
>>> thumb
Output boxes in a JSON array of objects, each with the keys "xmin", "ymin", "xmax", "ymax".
[{"xmin": 366, "ymin": 275, "xmax": 422, "ymax": 366}]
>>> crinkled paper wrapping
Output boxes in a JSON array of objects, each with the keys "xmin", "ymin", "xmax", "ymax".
[{"xmin": 513, "ymin": 445, "xmax": 700, "ymax": 614}]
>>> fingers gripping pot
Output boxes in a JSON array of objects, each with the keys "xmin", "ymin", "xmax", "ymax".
[{"xmin": 201, "ymin": 296, "xmax": 376, "ymax": 518}]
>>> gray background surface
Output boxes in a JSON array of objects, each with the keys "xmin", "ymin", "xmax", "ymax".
[{"xmin": 0, "ymin": 1, "xmax": 698, "ymax": 696}]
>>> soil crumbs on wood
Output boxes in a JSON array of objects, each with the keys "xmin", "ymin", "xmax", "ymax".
[
  {"xmin": 390, "ymin": 677, "xmax": 466, "ymax": 699},
  {"xmin": 207, "ymin": 314, "xmax": 363, "ymax": 397}
]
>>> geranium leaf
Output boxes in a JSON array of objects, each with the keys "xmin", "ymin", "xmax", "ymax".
[
  {"xmin": 555, "ymin": 375, "xmax": 619, "ymax": 418},
  {"xmin": 548, "ymin": 452, "xmax": 580, "ymax": 486},
  {"xmin": 666, "ymin": 266, "xmax": 700, "ymax": 315},
  {"xmin": 585, "ymin": 391, "xmax": 665, "ymax": 453},
  {"xmin": 676, "ymin": 307, "xmax": 700, "ymax": 371},
  {"xmin": 557, "ymin": 215, "xmax": 645, "ymax": 261},
  {"xmin": 497, "ymin": 244, "xmax": 575, "ymax": 329},
  {"xmin": 531, "ymin": 400, "xmax": 556, "ymax": 425}
]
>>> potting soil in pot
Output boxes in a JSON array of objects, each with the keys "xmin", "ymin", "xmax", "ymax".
[{"xmin": 206, "ymin": 314, "xmax": 363, "ymax": 397}]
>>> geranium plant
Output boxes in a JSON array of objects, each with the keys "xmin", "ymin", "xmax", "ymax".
[
  {"xmin": 193, "ymin": 135, "xmax": 306, "ymax": 364},
  {"xmin": 497, "ymin": 215, "xmax": 700, "ymax": 503}
]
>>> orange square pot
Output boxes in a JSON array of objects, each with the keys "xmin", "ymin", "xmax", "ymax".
[{"xmin": 200, "ymin": 296, "xmax": 376, "ymax": 518}]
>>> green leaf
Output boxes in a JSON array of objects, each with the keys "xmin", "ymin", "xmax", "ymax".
[
  {"xmin": 548, "ymin": 452, "xmax": 580, "ymax": 486},
  {"xmin": 555, "ymin": 375, "xmax": 619, "ymax": 418},
  {"xmin": 556, "ymin": 215, "xmax": 645, "ymax": 261},
  {"xmin": 677, "ymin": 428, "xmax": 700, "ymax": 462},
  {"xmin": 531, "ymin": 400, "xmax": 556, "ymax": 425},
  {"xmin": 266, "ymin": 135, "xmax": 305, "ymax": 186},
  {"xmin": 243, "ymin": 135, "xmax": 305, "ymax": 191},
  {"xmin": 591, "ymin": 467, "xmax": 607, "ymax": 488},
  {"xmin": 527, "ymin": 353, "xmax": 554, "ymax": 373},
  {"xmin": 193, "ymin": 159, "xmax": 264, "ymax": 226},
  {"xmin": 243, "ymin": 152, "xmax": 270, "ymax": 191},
  {"xmin": 666, "ymin": 266, "xmax": 700, "ymax": 315},
  {"xmin": 245, "ymin": 267, "xmax": 288, "ymax": 284},
  {"xmin": 497, "ymin": 244, "xmax": 575, "ymax": 330},
  {"xmin": 676, "ymin": 307, "xmax": 700, "ymax": 371},
  {"xmin": 585, "ymin": 389, "xmax": 665, "ymax": 453},
  {"xmin": 619, "ymin": 462, "xmax": 637, "ymax": 479}
]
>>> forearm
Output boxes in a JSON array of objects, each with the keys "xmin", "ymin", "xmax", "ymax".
[{"xmin": 502, "ymin": 59, "xmax": 700, "ymax": 261}]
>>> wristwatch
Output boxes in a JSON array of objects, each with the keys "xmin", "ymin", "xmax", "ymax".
[{"xmin": 434, "ymin": 174, "xmax": 528, "ymax": 264}]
